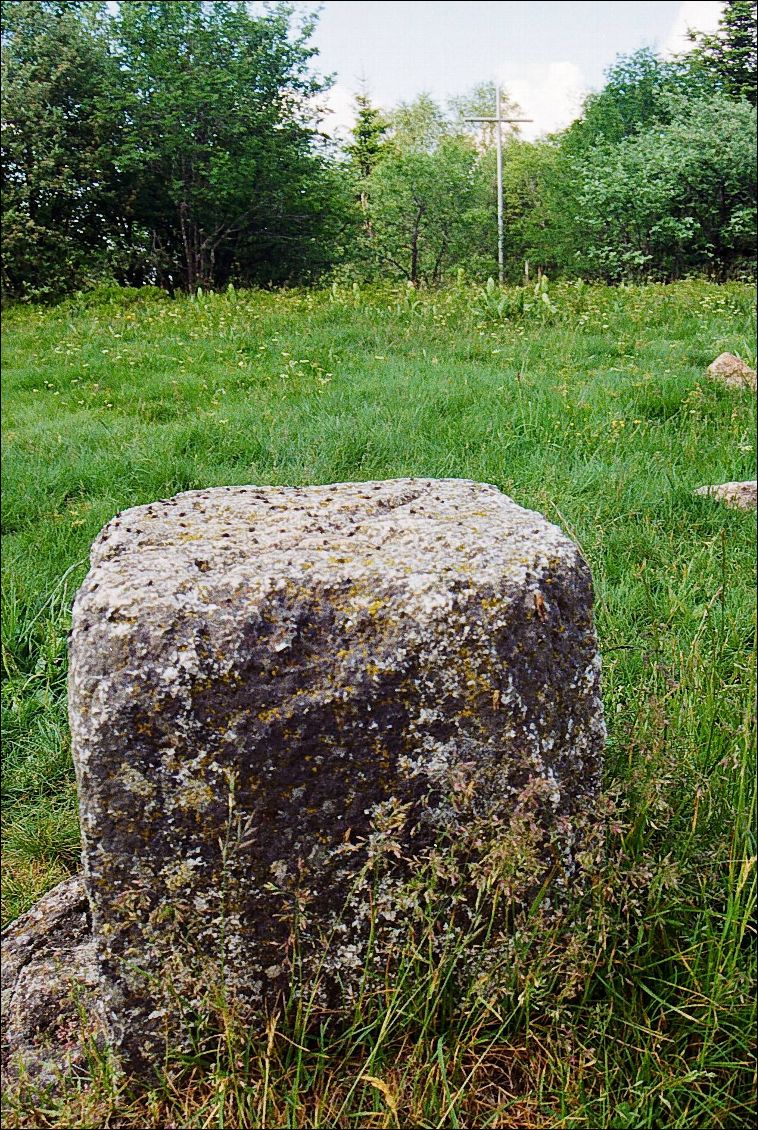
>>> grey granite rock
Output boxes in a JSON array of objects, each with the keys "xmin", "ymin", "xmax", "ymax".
[
  {"xmin": 694, "ymin": 480, "xmax": 757, "ymax": 510},
  {"xmin": 1, "ymin": 876, "xmax": 102, "ymax": 1090},
  {"xmin": 68, "ymin": 478, "xmax": 605, "ymax": 1071},
  {"xmin": 706, "ymin": 353, "xmax": 757, "ymax": 390}
]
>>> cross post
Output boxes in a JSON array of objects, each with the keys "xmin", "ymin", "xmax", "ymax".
[{"xmin": 466, "ymin": 86, "xmax": 533, "ymax": 285}]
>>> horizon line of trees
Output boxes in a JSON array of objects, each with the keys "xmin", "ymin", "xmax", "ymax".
[{"xmin": 1, "ymin": 0, "xmax": 756, "ymax": 303}]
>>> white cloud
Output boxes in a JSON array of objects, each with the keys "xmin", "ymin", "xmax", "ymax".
[
  {"xmin": 499, "ymin": 62, "xmax": 587, "ymax": 141},
  {"xmin": 319, "ymin": 67, "xmax": 587, "ymax": 145},
  {"xmin": 317, "ymin": 82, "xmax": 357, "ymax": 140},
  {"xmin": 661, "ymin": 1, "xmax": 724, "ymax": 57}
]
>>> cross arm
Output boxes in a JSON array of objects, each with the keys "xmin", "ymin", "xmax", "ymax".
[{"xmin": 464, "ymin": 117, "xmax": 534, "ymax": 123}]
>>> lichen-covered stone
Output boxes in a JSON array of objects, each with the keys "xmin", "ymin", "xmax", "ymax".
[
  {"xmin": 69, "ymin": 478, "xmax": 605, "ymax": 1071},
  {"xmin": 1, "ymin": 876, "xmax": 102, "ymax": 1090}
]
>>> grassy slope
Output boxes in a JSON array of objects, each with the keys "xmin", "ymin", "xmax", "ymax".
[{"xmin": 1, "ymin": 280, "xmax": 756, "ymax": 1128}]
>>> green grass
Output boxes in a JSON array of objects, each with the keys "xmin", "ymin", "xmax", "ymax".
[{"xmin": 1, "ymin": 278, "xmax": 756, "ymax": 1127}]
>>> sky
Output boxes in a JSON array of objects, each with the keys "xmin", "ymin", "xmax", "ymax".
[{"xmin": 298, "ymin": 1, "xmax": 726, "ymax": 141}]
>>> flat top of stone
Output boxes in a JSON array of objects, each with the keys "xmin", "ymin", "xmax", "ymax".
[{"xmin": 86, "ymin": 479, "xmax": 577, "ymax": 610}]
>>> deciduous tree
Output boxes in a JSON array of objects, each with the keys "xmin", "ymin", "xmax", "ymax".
[
  {"xmin": 1, "ymin": 0, "xmax": 121, "ymax": 300},
  {"xmin": 364, "ymin": 137, "xmax": 482, "ymax": 285},
  {"xmin": 112, "ymin": 0, "xmax": 341, "ymax": 291},
  {"xmin": 576, "ymin": 95, "xmax": 757, "ymax": 280}
]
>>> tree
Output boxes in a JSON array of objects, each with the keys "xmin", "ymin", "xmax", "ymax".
[
  {"xmin": 112, "ymin": 0, "xmax": 342, "ymax": 292},
  {"xmin": 349, "ymin": 92, "xmax": 488, "ymax": 284},
  {"xmin": 389, "ymin": 92, "xmax": 449, "ymax": 154},
  {"xmin": 344, "ymin": 86, "xmax": 390, "ymax": 240},
  {"xmin": 0, "ymin": 0, "xmax": 122, "ymax": 300},
  {"xmin": 532, "ymin": 46, "xmax": 749, "ymax": 281},
  {"xmin": 364, "ymin": 137, "xmax": 482, "ymax": 286},
  {"xmin": 345, "ymin": 88, "xmax": 390, "ymax": 180},
  {"xmin": 1, "ymin": 0, "xmax": 352, "ymax": 299},
  {"xmin": 688, "ymin": 0, "xmax": 757, "ymax": 105},
  {"xmin": 563, "ymin": 48, "xmax": 711, "ymax": 153},
  {"xmin": 480, "ymin": 138, "xmax": 582, "ymax": 280},
  {"xmin": 448, "ymin": 81, "xmax": 523, "ymax": 150},
  {"xmin": 575, "ymin": 95, "xmax": 757, "ymax": 281}
]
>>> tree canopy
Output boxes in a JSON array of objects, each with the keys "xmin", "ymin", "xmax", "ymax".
[
  {"xmin": 1, "ymin": 0, "xmax": 756, "ymax": 300},
  {"xmin": 1, "ymin": 0, "xmax": 352, "ymax": 299},
  {"xmin": 688, "ymin": 0, "xmax": 757, "ymax": 106}
]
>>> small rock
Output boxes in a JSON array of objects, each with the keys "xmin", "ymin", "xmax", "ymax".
[
  {"xmin": 706, "ymin": 353, "xmax": 757, "ymax": 390},
  {"xmin": 694, "ymin": 481, "xmax": 757, "ymax": 510},
  {"xmin": 1, "ymin": 875, "xmax": 103, "ymax": 1090}
]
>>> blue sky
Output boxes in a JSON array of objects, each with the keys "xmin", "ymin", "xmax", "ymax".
[{"xmin": 297, "ymin": 1, "xmax": 725, "ymax": 139}]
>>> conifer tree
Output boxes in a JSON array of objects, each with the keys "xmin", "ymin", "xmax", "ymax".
[{"xmin": 689, "ymin": 0, "xmax": 757, "ymax": 106}]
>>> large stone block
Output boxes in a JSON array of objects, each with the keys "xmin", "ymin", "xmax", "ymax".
[{"xmin": 69, "ymin": 479, "xmax": 605, "ymax": 1069}]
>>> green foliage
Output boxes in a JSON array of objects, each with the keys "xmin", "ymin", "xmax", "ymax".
[
  {"xmin": 473, "ymin": 274, "xmax": 511, "ymax": 318},
  {"xmin": 473, "ymin": 274, "xmax": 559, "ymax": 321},
  {"xmin": 0, "ymin": 0, "xmax": 352, "ymax": 300},
  {"xmin": 388, "ymin": 91, "xmax": 450, "ymax": 154},
  {"xmin": 448, "ymin": 80, "xmax": 523, "ymax": 150},
  {"xmin": 344, "ymin": 87, "xmax": 390, "ymax": 250},
  {"xmin": 111, "ymin": 0, "xmax": 346, "ymax": 291},
  {"xmin": 345, "ymin": 89, "xmax": 390, "ymax": 180},
  {"xmin": 350, "ymin": 54, "xmax": 757, "ymax": 287},
  {"xmin": 352, "ymin": 88, "xmax": 517, "ymax": 285},
  {"xmin": 2, "ymin": 5, "xmax": 757, "ymax": 296},
  {"xmin": 486, "ymin": 137, "xmax": 583, "ymax": 280},
  {"xmin": 506, "ymin": 36, "xmax": 757, "ymax": 283},
  {"xmin": 362, "ymin": 137, "xmax": 485, "ymax": 285},
  {"xmin": 688, "ymin": 0, "xmax": 757, "ymax": 106},
  {"xmin": 564, "ymin": 48, "xmax": 711, "ymax": 152},
  {"xmin": 577, "ymin": 95, "xmax": 757, "ymax": 281},
  {"xmin": 0, "ymin": 0, "xmax": 123, "ymax": 301}
]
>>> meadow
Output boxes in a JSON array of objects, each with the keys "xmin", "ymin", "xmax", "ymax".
[{"xmin": 1, "ymin": 279, "xmax": 756, "ymax": 1128}]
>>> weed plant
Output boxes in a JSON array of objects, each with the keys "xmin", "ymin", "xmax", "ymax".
[{"xmin": 1, "ymin": 280, "xmax": 755, "ymax": 1127}]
